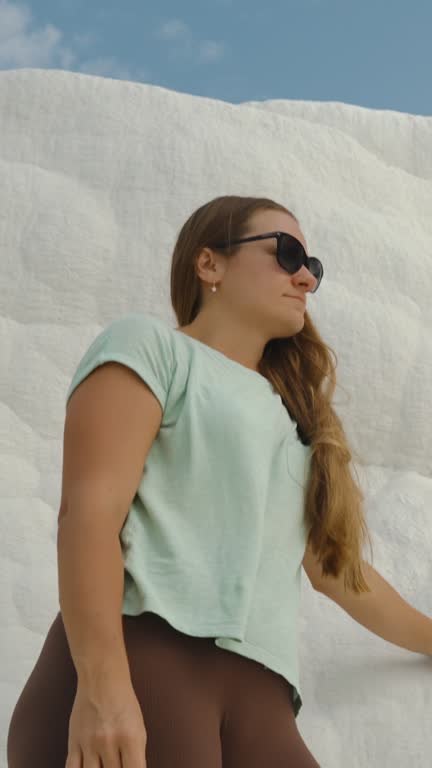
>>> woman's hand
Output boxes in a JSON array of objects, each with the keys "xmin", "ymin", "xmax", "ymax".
[{"xmin": 65, "ymin": 679, "xmax": 148, "ymax": 767}]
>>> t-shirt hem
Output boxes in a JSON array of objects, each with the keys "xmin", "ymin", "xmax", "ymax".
[
  {"xmin": 121, "ymin": 607, "xmax": 303, "ymax": 718},
  {"xmin": 121, "ymin": 606, "xmax": 245, "ymax": 639},
  {"xmin": 214, "ymin": 637, "xmax": 303, "ymax": 718}
]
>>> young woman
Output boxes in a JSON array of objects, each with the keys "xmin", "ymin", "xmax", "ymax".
[{"xmin": 8, "ymin": 195, "xmax": 377, "ymax": 767}]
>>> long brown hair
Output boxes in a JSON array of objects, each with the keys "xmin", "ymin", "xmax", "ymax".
[{"xmin": 170, "ymin": 195, "xmax": 374, "ymax": 594}]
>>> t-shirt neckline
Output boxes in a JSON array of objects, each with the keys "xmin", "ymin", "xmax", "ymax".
[{"xmin": 173, "ymin": 328, "xmax": 273, "ymax": 388}]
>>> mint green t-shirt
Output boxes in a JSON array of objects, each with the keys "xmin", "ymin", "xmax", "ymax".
[{"xmin": 66, "ymin": 311, "xmax": 313, "ymax": 718}]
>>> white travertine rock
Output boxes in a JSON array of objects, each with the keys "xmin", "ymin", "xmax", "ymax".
[{"xmin": 1, "ymin": 68, "xmax": 431, "ymax": 768}]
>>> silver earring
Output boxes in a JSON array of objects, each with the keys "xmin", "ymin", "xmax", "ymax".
[{"xmin": 211, "ymin": 281, "xmax": 217, "ymax": 293}]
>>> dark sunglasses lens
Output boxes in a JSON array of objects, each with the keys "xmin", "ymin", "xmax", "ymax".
[
  {"xmin": 307, "ymin": 258, "xmax": 323, "ymax": 293},
  {"xmin": 279, "ymin": 236, "xmax": 322, "ymax": 293}
]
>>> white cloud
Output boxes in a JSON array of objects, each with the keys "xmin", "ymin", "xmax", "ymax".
[
  {"xmin": 0, "ymin": 0, "xmax": 146, "ymax": 81},
  {"xmin": 155, "ymin": 19, "xmax": 191, "ymax": 43},
  {"xmin": 0, "ymin": 0, "xmax": 66, "ymax": 67},
  {"xmin": 199, "ymin": 40, "xmax": 225, "ymax": 61},
  {"xmin": 155, "ymin": 17, "xmax": 226, "ymax": 62},
  {"xmin": 0, "ymin": 2, "xmax": 224, "ymax": 84}
]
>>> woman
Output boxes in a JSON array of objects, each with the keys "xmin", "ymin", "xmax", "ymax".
[{"xmin": 7, "ymin": 195, "xmax": 374, "ymax": 767}]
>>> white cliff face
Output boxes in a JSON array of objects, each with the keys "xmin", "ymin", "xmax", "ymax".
[{"xmin": 1, "ymin": 68, "xmax": 431, "ymax": 767}]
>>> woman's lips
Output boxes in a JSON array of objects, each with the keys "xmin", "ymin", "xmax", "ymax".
[{"xmin": 284, "ymin": 295, "xmax": 305, "ymax": 305}]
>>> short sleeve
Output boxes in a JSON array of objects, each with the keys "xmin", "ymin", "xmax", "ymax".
[{"xmin": 66, "ymin": 312, "xmax": 174, "ymax": 414}]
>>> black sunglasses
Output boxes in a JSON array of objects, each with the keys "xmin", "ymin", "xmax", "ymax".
[{"xmin": 211, "ymin": 231, "xmax": 323, "ymax": 294}]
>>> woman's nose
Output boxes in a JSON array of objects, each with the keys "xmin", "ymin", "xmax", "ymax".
[{"xmin": 292, "ymin": 264, "xmax": 316, "ymax": 291}]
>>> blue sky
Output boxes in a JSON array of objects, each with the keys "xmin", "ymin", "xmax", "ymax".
[{"xmin": 0, "ymin": 0, "xmax": 430, "ymax": 116}]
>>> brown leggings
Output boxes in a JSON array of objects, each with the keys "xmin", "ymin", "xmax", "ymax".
[{"xmin": 7, "ymin": 610, "xmax": 321, "ymax": 767}]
